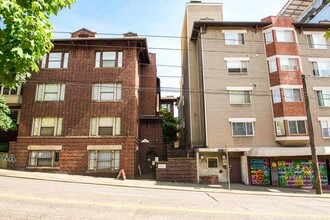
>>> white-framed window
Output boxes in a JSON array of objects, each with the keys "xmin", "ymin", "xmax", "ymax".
[
  {"xmin": 0, "ymin": 85, "xmax": 22, "ymax": 95},
  {"xmin": 41, "ymin": 52, "xmax": 69, "ymax": 69},
  {"xmin": 232, "ymin": 122, "xmax": 254, "ymax": 136},
  {"xmin": 288, "ymin": 120, "xmax": 306, "ymax": 134},
  {"xmin": 9, "ymin": 109, "xmax": 20, "ymax": 125},
  {"xmin": 227, "ymin": 60, "xmax": 248, "ymax": 73},
  {"xmin": 275, "ymin": 121, "xmax": 285, "ymax": 135},
  {"xmin": 265, "ymin": 31, "xmax": 273, "ymax": 44},
  {"xmin": 311, "ymin": 61, "xmax": 330, "ymax": 77},
  {"xmin": 284, "ymin": 89, "xmax": 302, "ymax": 102},
  {"xmin": 272, "ymin": 89, "xmax": 281, "ymax": 103},
  {"xmin": 90, "ymin": 117, "xmax": 121, "ymax": 136},
  {"xmin": 306, "ymin": 34, "xmax": 327, "ymax": 49},
  {"xmin": 229, "ymin": 90, "xmax": 251, "ymax": 104},
  {"xmin": 316, "ymin": 90, "xmax": 330, "ymax": 107},
  {"xmin": 280, "ymin": 58, "xmax": 298, "ymax": 71},
  {"xmin": 320, "ymin": 121, "xmax": 330, "ymax": 138},
  {"xmin": 29, "ymin": 150, "xmax": 60, "ymax": 167},
  {"xmin": 95, "ymin": 51, "xmax": 123, "ymax": 68},
  {"xmin": 269, "ymin": 59, "xmax": 277, "ymax": 73},
  {"xmin": 224, "ymin": 33, "xmax": 245, "ymax": 45},
  {"xmin": 92, "ymin": 83, "xmax": 122, "ymax": 101},
  {"xmin": 161, "ymin": 104, "xmax": 171, "ymax": 111},
  {"xmin": 36, "ymin": 84, "xmax": 65, "ymax": 101},
  {"xmin": 32, "ymin": 117, "xmax": 63, "ymax": 136},
  {"xmin": 88, "ymin": 150, "xmax": 120, "ymax": 170},
  {"xmin": 276, "ymin": 30, "xmax": 293, "ymax": 43},
  {"xmin": 207, "ymin": 157, "xmax": 218, "ymax": 168}
]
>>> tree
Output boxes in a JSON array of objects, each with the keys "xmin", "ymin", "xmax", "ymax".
[
  {"xmin": 0, "ymin": 0, "xmax": 75, "ymax": 130},
  {"xmin": 0, "ymin": 97, "xmax": 16, "ymax": 131},
  {"xmin": 161, "ymin": 109, "xmax": 180, "ymax": 144}
]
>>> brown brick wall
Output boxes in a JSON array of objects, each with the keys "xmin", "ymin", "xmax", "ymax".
[{"xmin": 156, "ymin": 158, "xmax": 197, "ymax": 183}]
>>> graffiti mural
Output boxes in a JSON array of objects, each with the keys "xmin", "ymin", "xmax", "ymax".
[
  {"xmin": 250, "ymin": 158, "xmax": 271, "ymax": 185},
  {"xmin": 278, "ymin": 160, "xmax": 328, "ymax": 187}
]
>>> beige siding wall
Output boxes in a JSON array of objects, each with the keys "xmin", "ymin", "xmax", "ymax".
[
  {"xmin": 298, "ymin": 28, "xmax": 330, "ymax": 147},
  {"xmin": 202, "ymin": 27, "xmax": 279, "ymax": 148}
]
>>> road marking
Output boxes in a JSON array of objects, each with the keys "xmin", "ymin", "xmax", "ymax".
[{"xmin": 1, "ymin": 193, "xmax": 330, "ymax": 218}]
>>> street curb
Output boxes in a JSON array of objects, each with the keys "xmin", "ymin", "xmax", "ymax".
[{"xmin": 1, "ymin": 170, "xmax": 330, "ymax": 199}]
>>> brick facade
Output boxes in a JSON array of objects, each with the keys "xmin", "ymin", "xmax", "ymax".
[{"xmin": 8, "ymin": 29, "xmax": 162, "ymax": 179}]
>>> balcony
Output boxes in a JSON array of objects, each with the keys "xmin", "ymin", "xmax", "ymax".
[
  {"xmin": 2, "ymin": 95, "xmax": 22, "ymax": 105},
  {"xmin": 276, "ymin": 136, "xmax": 309, "ymax": 146}
]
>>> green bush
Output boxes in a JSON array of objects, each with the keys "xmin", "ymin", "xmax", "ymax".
[{"xmin": 0, "ymin": 145, "xmax": 9, "ymax": 152}]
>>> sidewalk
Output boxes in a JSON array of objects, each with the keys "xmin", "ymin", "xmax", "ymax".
[{"xmin": 1, "ymin": 169, "xmax": 329, "ymax": 198}]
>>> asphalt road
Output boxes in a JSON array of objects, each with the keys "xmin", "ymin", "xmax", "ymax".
[{"xmin": 0, "ymin": 176, "xmax": 330, "ymax": 220}]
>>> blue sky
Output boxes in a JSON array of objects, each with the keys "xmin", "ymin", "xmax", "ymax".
[{"xmin": 51, "ymin": 0, "xmax": 288, "ymax": 97}]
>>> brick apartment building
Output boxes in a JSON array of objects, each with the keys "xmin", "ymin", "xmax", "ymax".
[
  {"xmin": 179, "ymin": 1, "xmax": 330, "ymax": 187},
  {"xmin": 7, "ymin": 29, "xmax": 163, "ymax": 178}
]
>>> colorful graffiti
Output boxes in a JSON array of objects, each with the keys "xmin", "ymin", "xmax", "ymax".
[
  {"xmin": 250, "ymin": 159, "xmax": 271, "ymax": 185},
  {"xmin": 278, "ymin": 160, "xmax": 328, "ymax": 187}
]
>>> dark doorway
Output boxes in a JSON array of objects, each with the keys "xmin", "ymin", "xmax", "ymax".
[
  {"xmin": 145, "ymin": 151, "xmax": 157, "ymax": 175},
  {"xmin": 230, "ymin": 157, "xmax": 242, "ymax": 183}
]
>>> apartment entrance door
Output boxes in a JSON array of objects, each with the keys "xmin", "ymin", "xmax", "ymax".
[{"xmin": 230, "ymin": 157, "xmax": 242, "ymax": 183}]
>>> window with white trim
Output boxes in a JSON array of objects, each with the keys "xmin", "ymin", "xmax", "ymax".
[
  {"xmin": 284, "ymin": 89, "xmax": 302, "ymax": 102},
  {"xmin": 29, "ymin": 150, "xmax": 60, "ymax": 167},
  {"xmin": 276, "ymin": 30, "xmax": 293, "ymax": 42},
  {"xmin": 316, "ymin": 90, "xmax": 330, "ymax": 107},
  {"xmin": 268, "ymin": 59, "xmax": 277, "ymax": 73},
  {"xmin": 311, "ymin": 61, "xmax": 330, "ymax": 77},
  {"xmin": 306, "ymin": 34, "xmax": 327, "ymax": 49},
  {"xmin": 36, "ymin": 84, "xmax": 65, "ymax": 101},
  {"xmin": 275, "ymin": 121, "xmax": 285, "ymax": 135},
  {"xmin": 280, "ymin": 58, "xmax": 298, "ymax": 71},
  {"xmin": 265, "ymin": 31, "xmax": 273, "ymax": 44},
  {"xmin": 227, "ymin": 60, "xmax": 248, "ymax": 73},
  {"xmin": 41, "ymin": 52, "xmax": 69, "ymax": 69},
  {"xmin": 207, "ymin": 157, "xmax": 218, "ymax": 168},
  {"xmin": 229, "ymin": 90, "xmax": 251, "ymax": 104},
  {"xmin": 90, "ymin": 117, "xmax": 121, "ymax": 136},
  {"xmin": 95, "ymin": 51, "xmax": 123, "ymax": 68},
  {"xmin": 92, "ymin": 83, "xmax": 122, "ymax": 101},
  {"xmin": 88, "ymin": 150, "xmax": 120, "ymax": 170},
  {"xmin": 224, "ymin": 33, "xmax": 245, "ymax": 45},
  {"xmin": 272, "ymin": 89, "xmax": 281, "ymax": 103},
  {"xmin": 288, "ymin": 120, "xmax": 306, "ymax": 134},
  {"xmin": 320, "ymin": 121, "xmax": 330, "ymax": 138},
  {"xmin": 232, "ymin": 122, "xmax": 254, "ymax": 136},
  {"xmin": 0, "ymin": 85, "xmax": 22, "ymax": 95},
  {"xmin": 33, "ymin": 117, "xmax": 63, "ymax": 136}
]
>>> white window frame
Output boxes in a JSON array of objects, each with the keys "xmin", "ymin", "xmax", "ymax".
[
  {"xmin": 288, "ymin": 120, "xmax": 307, "ymax": 135},
  {"xmin": 28, "ymin": 150, "xmax": 60, "ymax": 167},
  {"xmin": 0, "ymin": 85, "xmax": 22, "ymax": 96},
  {"xmin": 41, "ymin": 52, "xmax": 69, "ymax": 69},
  {"xmin": 320, "ymin": 120, "xmax": 330, "ymax": 138},
  {"xmin": 280, "ymin": 57, "xmax": 298, "ymax": 71},
  {"xmin": 272, "ymin": 89, "xmax": 281, "ymax": 103},
  {"xmin": 92, "ymin": 83, "xmax": 122, "ymax": 101},
  {"xmin": 90, "ymin": 117, "xmax": 121, "ymax": 136},
  {"xmin": 275, "ymin": 121, "xmax": 285, "ymax": 136},
  {"xmin": 228, "ymin": 119, "xmax": 255, "ymax": 137},
  {"xmin": 226, "ymin": 60, "xmax": 248, "ymax": 73},
  {"xmin": 207, "ymin": 157, "xmax": 218, "ymax": 168},
  {"xmin": 316, "ymin": 89, "xmax": 330, "ymax": 107},
  {"xmin": 229, "ymin": 90, "xmax": 251, "ymax": 104},
  {"xmin": 95, "ymin": 51, "xmax": 123, "ymax": 68},
  {"xmin": 223, "ymin": 31, "xmax": 245, "ymax": 45},
  {"xmin": 276, "ymin": 30, "xmax": 294, "ymax": 43},
  {"xmin": 88, "ymin": 150, "xmax": 120, "ymax": 171},
  {"xmin": 265, "ymin": 31, "xmax": 273, "ymax": 44},
  {"xmin": 36, "ymin": 84, "xmax": 65, "ymax": 101},
  {"xmin": 269, "ymin": 59, "xmax": 277, "ymax": 73},
  {"xmin": 306, "ymin": 33, "xmax": 327, "ymax": 49},
  {"xmin": 311, "ymin": 61, "xmax": 330, "ymax": 77},
  {"xmin": 32, "ymin": 117, "xmax": 63, "ymax": 136},
  {"xmin": 284, "ymin": 88, "xmax": 302, "ymax": 102}
]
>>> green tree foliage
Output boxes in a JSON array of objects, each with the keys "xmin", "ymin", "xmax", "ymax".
[
  {"xmin": 162, "ymin": 109, "xmax": 180, "ymax": 144},
  {"xmin": 0, "ymin": 0, "xmax": 75, "ymax": 131},
  {"xmin": 0, "ymin": 0, "xmax": 75, "ymax": 86},
  {"xmin": 0, "ymin": 96, "xmax": 16, "ymax": 131}
]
